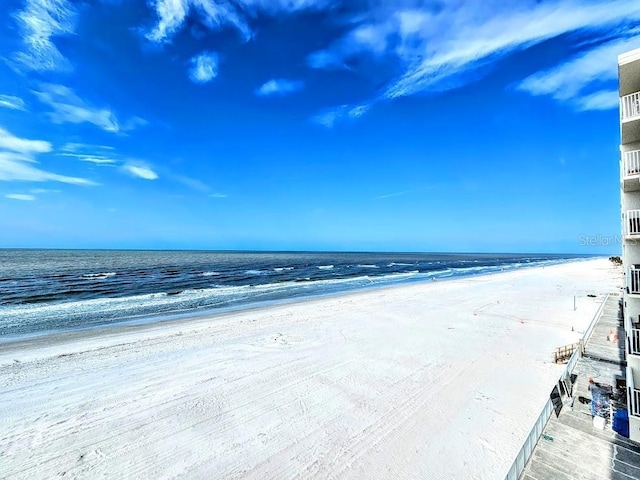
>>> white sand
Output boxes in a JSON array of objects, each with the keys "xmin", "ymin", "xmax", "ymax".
[{"xmin": 0, "ymin": 259, "xmax": 622, "ymax": 480}]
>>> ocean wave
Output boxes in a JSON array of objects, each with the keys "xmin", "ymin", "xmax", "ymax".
[
  {"xmin": 245, "ymin": 269, "xmax": 271, "ymax": 275},
  {"xmin": 0, "ymin": 254, "xmax": 584, "ymax": 337},
  {"xmin": 82, "ymin": 272, "xmax": 116, "ymax": 279},
  {"xmin": 357, "ymin": 264, "xmax": 379, "ymax": 268}
]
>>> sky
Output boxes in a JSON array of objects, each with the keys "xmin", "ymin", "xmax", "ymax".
[{"xmin": 0, "ymin": 0, "xmax": 639, "ymax": 254}]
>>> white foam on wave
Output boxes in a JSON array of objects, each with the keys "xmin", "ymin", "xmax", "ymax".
[
  {"xmin": 201, "ymin": 272, "xmax": 220, "ymax": 276},
  {"xmin": 388, "ymin": 263, "xmax": 413, "ymax": 267},
  {"xmin": 1, "ymin": 258, "xmax": 573, "ymax": 337},
  {"xmin": 317, "ymin": 265, "xmax": 334, "ymax": 270},
  {"xmin": 274, "ymin": 267, "xmax": 294, "ymax": 272},
  {"xmin": 244, "ymin": 269, "xmax": 273, "ymax": 276},
  {"xmin": 357, "ymin": 264, "xmax": 379, "ymax": 269},
  {"xmin": 82, "ymin": 272, "xmax": 116, "ymax": 279}
]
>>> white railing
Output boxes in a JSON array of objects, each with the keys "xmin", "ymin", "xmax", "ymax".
[
  {"xmin": 628, "ymin": 366, "xmax": 640, "ymax": 417},
  {"xmin": 627, "ymin": 210, "xmax": 640, "ymax": 237},
  {"xmin": 621, "ymin": 92, "xmax": 640, "ymax": 121},
  {"xmin": 504, "ymin": 396, "xmax": 554, "ymax": 480},
  {"xmin": 629, "ymin": 268, "xmax": 640, "ymax": 295},
  {"xmin": 630, "ymin": 328, "xmax": 640, "ymax": 356},
  {"xmin": 623, "ymin": 150, "xmax": 640, "ymax": 177},
  {"xmin": 583, "ymin": 293, "xmax": 610, "ymax": 344},
  {"xmin": 504, "ymin": 294, "xmax": 610, "ymax": 480}
]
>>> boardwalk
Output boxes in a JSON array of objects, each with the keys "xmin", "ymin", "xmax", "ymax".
[{"xmin": 521, "ymin": 294, "xmax": 640, "ymax": 480}]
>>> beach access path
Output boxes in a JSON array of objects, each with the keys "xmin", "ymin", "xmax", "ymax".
[{"xmin": 0, "ymin": 259, "xmax": 622, "ymax": 479}]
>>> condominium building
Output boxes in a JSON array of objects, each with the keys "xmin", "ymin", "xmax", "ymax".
[{"xmin": 619, "ymin": 47, "xmax": 640, "ymax": 443}]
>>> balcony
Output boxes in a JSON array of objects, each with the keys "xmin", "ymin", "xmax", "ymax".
[
  {"xmin": 628, "ymin": 366, "xmax": 640, "ymax": 417},
  {"xmin": 623, "ymin": 150, "xmax": 640, "ymax": 191},
  {"xmin": 625, "ymin": 210, "xmax": 640, "ymax": 239},
  {"xmin": 622, "ymin": 92, "xmax": 640, "ymax": 122},
  {"xmin": 629, "ymin": 327, "xmax": 640, "ymax": 356},
  {"xmin": 622, "ymin": 93, "xmax": 640, "ymax": 144},
  {"xmin": 628, "ymin": 267, "xmax": 640, "ymax": 295}
]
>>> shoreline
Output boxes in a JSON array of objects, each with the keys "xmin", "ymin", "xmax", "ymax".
[
  {"xmin": 0, "ymin": 256, "xmax": 600, "ymax": 348},
  {"xmin": 0, "ymin": 258, "xmax": 623, "ymax": 479}
]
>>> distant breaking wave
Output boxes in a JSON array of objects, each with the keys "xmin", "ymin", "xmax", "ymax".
[
  {"xmin": 82, "ymin": 272, "xmax": 116, "ymax": 279},
  {"xmin": 0, "ymin": 250, "xmax": 593, "ymax": 338}
]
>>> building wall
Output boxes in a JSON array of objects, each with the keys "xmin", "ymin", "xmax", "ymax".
[{"xmin": 620, "ymin": 48, "xmax": 640, "ymax": 444}]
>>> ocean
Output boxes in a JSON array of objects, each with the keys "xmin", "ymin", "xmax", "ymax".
[{"xmin": 0, "ymin": 249, "xmax": 593, "ymax": 338}]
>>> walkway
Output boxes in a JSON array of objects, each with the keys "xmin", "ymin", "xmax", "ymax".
[{"xmin": 521, "ymin": 294, "xmax": 640, "ymax": 480}]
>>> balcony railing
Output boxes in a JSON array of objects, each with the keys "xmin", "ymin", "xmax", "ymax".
[
  {"xmin": 628, "ymin": 366, "xmax": 640, "ymax": 417},
  {"xmin": 629, "ymin": 328, "xmax": 640, "ymax": 355},
  {"xmin": 628, "ymin": 268, "xmax": 640, "ymax": 294},
  {"xmin": 624, "ymin": 150, "xmax": 640, "ymax": 177},
  {"xmin": 621, "ymin": 92, "xmax": 640, "ymax": 121},
  {"xmin": 626, "ymin": 210, "xmax": 640, "ymax": 237}
]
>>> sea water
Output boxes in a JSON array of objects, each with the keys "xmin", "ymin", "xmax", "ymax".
[{"xmin": 0, "ymin": 249, "xmax": 593, "ymax": 338}]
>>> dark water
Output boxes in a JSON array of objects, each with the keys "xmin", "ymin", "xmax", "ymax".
[{"xmin": 0, "ymin": 249, "xmax": 594, "ymax": 338}]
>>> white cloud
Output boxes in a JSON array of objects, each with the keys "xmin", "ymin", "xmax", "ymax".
[
  {"xmin": 122, "ymin": 163, "xmax": 159, "ymax": 180},
  {"xmin": 33, "ymin": 84, "xmax": 146, "ymax": 133},
  {"xmin": 59, "ymin": 153, "xmax": 117, "ymax": 165},
  {"xmin": 517, "ymin": 35, "xmax": 640, "ymax": 110},
  {"xmin": 188, "ymin": 52, "xmax": 219, "ymax": 84},
  {"xmin": 0, "ymin": 151, "xmax": 95, "ymax": 185},
  {"xmin": 5, "ymin": 193, "xmax": 36, "ymax": 201},
  {"xmin": 58, "ymin": 143, "xmax": 117, "ymax": 165},
  {"xmin": 30, "ymin": 188, "xmax": 60, "ymax": 194},
  {"xmin": 575, "ymin": 90, "xmax": 620, "ymax": 111},
  {"xmin": 382, "ymin": 1, "xmax": 640, "ymax": 100},
  {"xmin": 0, "ymin": 127, "xmax": 52, "ymax": 153},
  {"xmin": 0, "ymin": 95, "xmax": 27, "ymax": 111},
  {"xmin": 306, "ymin": 0, "xmax": 640, "ymax": 122},
  {"xmin": 312, "ymin": 103, "xmax": 371, "ymax": 128},
  {"xmin": 12, "ymin": 0, "xmax": 76, "ymax": 72},
  {"xmin": 255, "ymin": 79, "xmax": 304, "ymax": 97},
  {"xmin": 375, "ymin": 191, "xmax": 410, "ymax": 200},
  {"xmin": 61, "ymin": 142, "xmax": 115, "ymax": 153},
  {"xmin": 146, "ymin": 0, "xmax": 329, "ymax": 43},
  {"xmin": 0, "ymin": 126, "xmax": 95, "ymax": 185},
  {"xmin": 209, "ymin": 192, "xmax": 228, "ymax": 198}
]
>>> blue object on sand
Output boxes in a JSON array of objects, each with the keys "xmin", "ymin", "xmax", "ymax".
[{"xmin": 613, "ymin": 409, "xmax": 629, "ymax": 438}]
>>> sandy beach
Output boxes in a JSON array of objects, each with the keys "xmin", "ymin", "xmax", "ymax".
[{"xmin": 0, "ymin": 259, "xmax": 622, "ymax": 479}]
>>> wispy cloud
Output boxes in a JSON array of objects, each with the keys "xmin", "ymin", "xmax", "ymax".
[
  {"xmin": 308, "ymin": 0, "xmax": 640, "ymax": 124},
  {"xmin": 33, "ymin": 84, "xmax": 146, "ymax": 133},
  {"xmin": 57, "ymin": 143, "xmax": 117, "ymax": 165},
  {"xmin": 4, "ymin": 187, "xmax": 59, "ymax": 201},
  {"xmin": 517, "ymin": 34, "xmax": 640, "ymax": 110},
  {"xmin": 62, "ymin": 142, "xmax": 115, "ymax": 153},
  {"xmin": 5, "ymin": 193, "xmax": 36, "ymax": 201},
  {"xmin": 312, "ymin": 103, "xmax": 370, "ymax": 128},
  {"xmin": 12, "ymin": 0, "xmax": 76, "ymax": 72},
  {"xmin": 0, "ymin": 127, "xmax": 96, "ymax": 185},
  {"xmin": 145, "ymin": 0, "xmax": 330, "ymax": 43},
  {"xmin": 575, "ymin": 90, "xmax": 620, "ymax": 111},
  {"xmin": 122, "ymin": 162, "xmax": 159, "ymax": 180},
  {"xmin": 375, "ymin": 191, "xmax": 410, "ymax": 200},
  {"xmin": 59, "ymin": 153, "xmax": 117, "ymax": 165},
  {"xmin": 188, "ymin": 52, "xmax": 219, "ymax": 84},
  {"xmin": 0, "ymin": 95, "xmax": 27, "ymax": 111},
  {"xmin": 255, "ymin": 79, "xmax": 304, "ymax": 97},
  {"xmin": 209, "ymin": 192, "xmax": 228, "ymax": 198},
  {"xmin": 0, "ymin": 127, "xmax": 51, "ymax": 154}
]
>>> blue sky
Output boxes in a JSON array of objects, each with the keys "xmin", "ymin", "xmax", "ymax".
[{"xmin": 0, "ymin": 0, "xmax": 638, "ymax": 253}]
